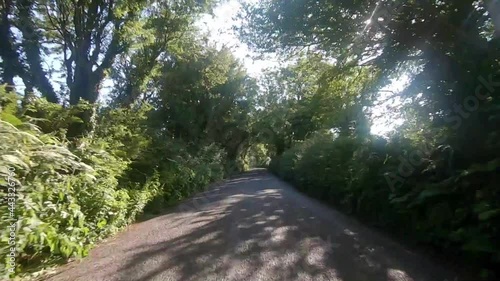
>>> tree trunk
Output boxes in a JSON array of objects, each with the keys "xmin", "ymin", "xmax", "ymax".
[
  {"xmin": 0, "ymin": 0, "xmax": 20, "ymax": 92},
  {"xmin": 21, "ymin": 84, "xmax": 35, "ymax": 110},
  {"xmin": 17, "ymin": 0, "xmax": 59, "ymax": 103}
]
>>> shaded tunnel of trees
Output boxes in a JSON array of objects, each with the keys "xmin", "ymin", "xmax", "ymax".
[{"xmin": 0, "ymin": 0, "xmax": 499, "ymax": 279}]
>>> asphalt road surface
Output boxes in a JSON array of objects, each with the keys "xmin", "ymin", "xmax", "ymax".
[{"xmin": 44, "ymin": 170, "xmax": 458, "ymax": 281}]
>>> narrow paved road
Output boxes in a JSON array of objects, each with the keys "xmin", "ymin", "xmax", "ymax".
[{"xmin": 45, "ymin": 170, "xmax": 458, "ymax": 281}]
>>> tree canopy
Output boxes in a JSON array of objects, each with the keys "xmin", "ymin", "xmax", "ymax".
[
  {"xmin": 1, "ymin": 0, "xmax": 499, "ymax": 279},
  {"xmin": 239, "ymin": 0, "xmax": 500, "ymax": 278}
]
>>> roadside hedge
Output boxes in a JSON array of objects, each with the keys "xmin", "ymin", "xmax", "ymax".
[{"xmin": 270, "ymin": 132, "xmax": 500, "ymax": 278}]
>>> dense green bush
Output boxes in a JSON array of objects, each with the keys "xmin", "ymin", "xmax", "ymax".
[
  {"xmin": 0, "ymin": 119, "xmax": 103, "ymax": 274},
  {"xmin": 0, "ymin": 87, "xmax": 230, "ymax": 277},
  {"xmin": 270, "ymin": 131, "xmax": 500, "ymax": 277}
]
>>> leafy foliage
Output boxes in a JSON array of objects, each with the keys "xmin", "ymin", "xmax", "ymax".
[
  {"xmin": 2, "ymin": 0, "xmax": 500, "ymax": 279},
  {"xmin": 241, "ymin": 0, "xmax": 500, "ymax": 278},
  {"xmin": 0, "ymin": 26, "xmax": 253, "ymax": 277},
  {"xmin": 270, "ymin": 130, "xmax": 500, "ymax": 277}
]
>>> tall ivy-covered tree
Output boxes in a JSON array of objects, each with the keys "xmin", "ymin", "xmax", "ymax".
[
  {"xmin": 111, "ymin": 3, "xmax": 210, "ymax": 106},
  {"xmin": 1, "ymin": 0, "xmax": 217, "ymax": 136},
  {"xmin": 0, "ymin": 0, "xmax": 23, "ymax": 92},
  {"xmin": 145, "ymin": 43, "xmax": 257, "ymax": 170},
  {"xmin": 16, "ymin": 0, "xmax": 58, "ymax": 103}
]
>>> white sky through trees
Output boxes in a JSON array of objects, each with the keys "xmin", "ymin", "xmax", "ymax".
[
  {"xmin": 196, "ymin": 0, "xmax": 280, "ymax": 77},
  {"xmin": 11, "ymin": 0, "xmax": 406, "ymax": 136},
  {"xmin": 198, "ymin": 1, "xmax": 407, "ymax": 136}
]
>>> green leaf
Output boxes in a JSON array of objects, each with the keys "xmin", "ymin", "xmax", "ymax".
[
  {"xmin": 464, "ymin": 158, "xmax": 500, "ymax": 175},
  {"xmin": 1, "ymin": 154, "xmax": 29, "ymax": 169},
  {"xmin": 1, "ymin": 112, "xmax": 23, "ymax": 125},
  {"xmin": 462, "ymin": 236, "xmax": 496, "ymax": 253},
  {"xmin": 97, "ymin": 219, "xmax": 107, "ymax": 229},
  {"xmin": 478, "ymin": 209, "xmax": 500, "ymax": 221},
  {"xmin": 389, "ymin": 192, "xmax": 412, "ymax": 204}
]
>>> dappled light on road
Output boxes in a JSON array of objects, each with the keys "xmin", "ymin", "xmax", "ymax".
[{"xmin": 46, "ymin": 171, "xmax": 456, "ymax": 281}]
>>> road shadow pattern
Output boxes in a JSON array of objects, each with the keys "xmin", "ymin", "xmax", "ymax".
[{"xmin": 47, "ymin": 171, "xmax": 457, "ymax": 281}]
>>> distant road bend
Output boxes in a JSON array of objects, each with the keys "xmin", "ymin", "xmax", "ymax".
[{"xmin": 45, "ymin": 170, "xmax": 458, "ymax": 281}]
